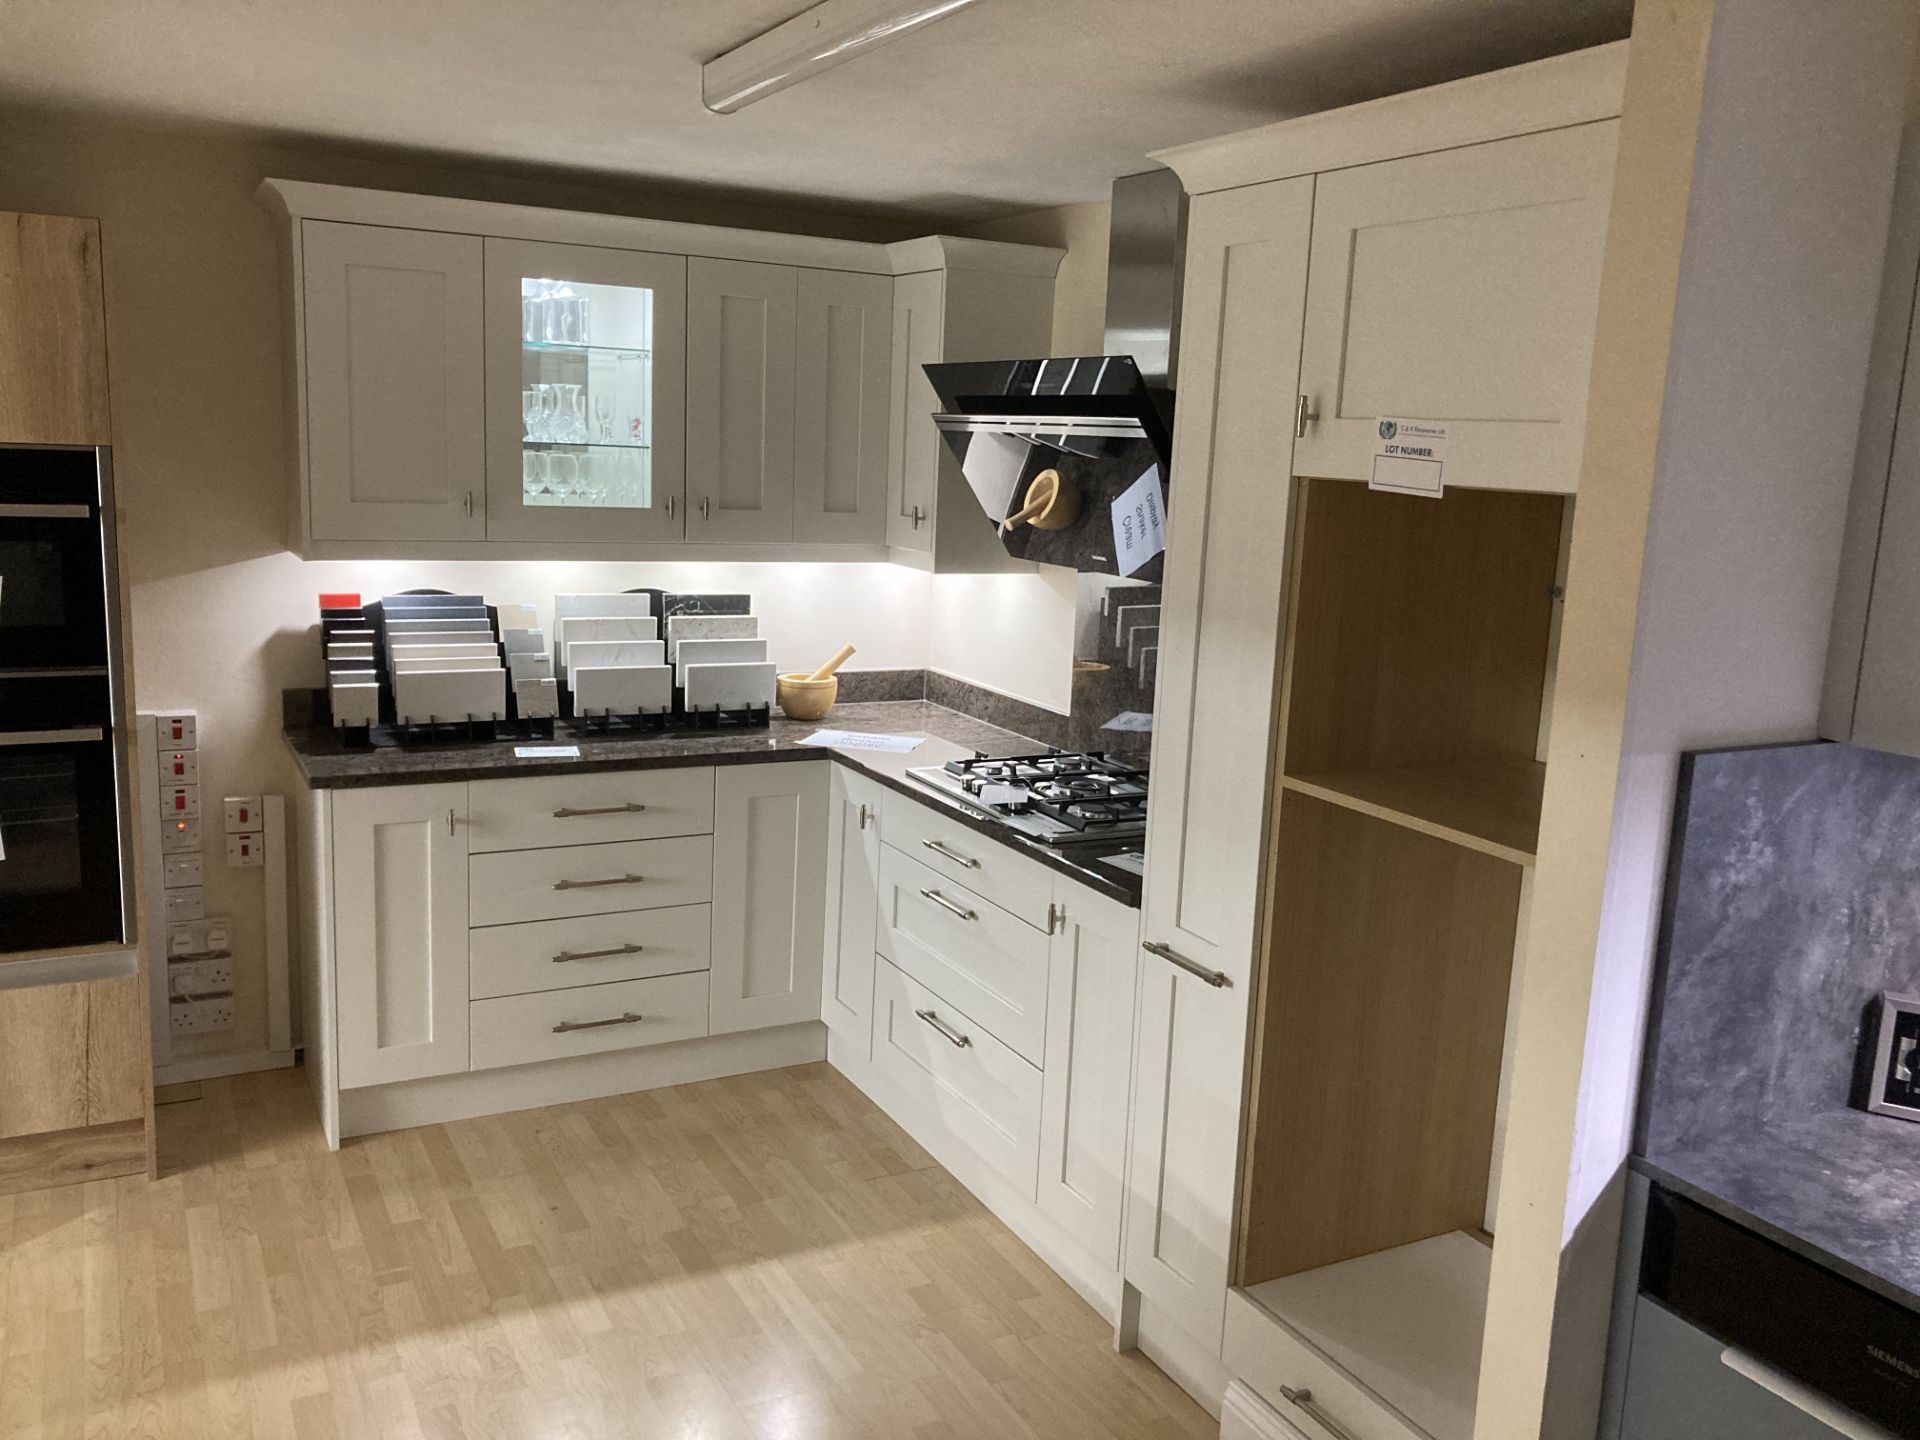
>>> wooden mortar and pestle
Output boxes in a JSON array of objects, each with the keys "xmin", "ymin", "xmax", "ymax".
[
  {"xmin": 778, "ymin": 643, "xmax": 854, "ymax": 720},
  {"xmin": 1001, "ymin": 468, "xmax": 1080, "ymax": 533}
]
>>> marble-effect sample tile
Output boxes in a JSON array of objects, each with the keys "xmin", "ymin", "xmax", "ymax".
[
  {"xmin": 663, "ymin": 592, "xmax": 751, "ymax": 617},
  {"xmin": 665, "ymin": 614, "xmax": 758, "ymax": 660},
  {"xmin": 681, "ymin": 661, "xmax": 777, "ymax": 711},
  {"xmin": 555, "ymin": 593, "xmax": 652, "ymax": 618},
  {"xmin": 673, "ymin": 637, "xmax": 768, "ymax": 671}
]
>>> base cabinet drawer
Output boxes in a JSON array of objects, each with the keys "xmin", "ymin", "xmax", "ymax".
[
  {"xmin": 467, "ymin": 767, "xmax": 715, "ymax": 852},
  {"xmin": 470, "ymin": 835, "xmax": 713, "ymax": 925},
  {"xmin": 469, "ymin": 904, "xmax": 713, "ymax": 999},
  {"xmin": 469, "ymin": 971, "xmax": 710, "ymax": 1071},
  {"xmin": 878, "ymin": 844, "xmax": 1049, "ymax": 1064},
  {"xmin": 1223, "ymin": 1291, "xmax": 1426, "ymax": 1440},
  {"xmin": 879, "ymin": 789, "xmax": 1054, "ymax": 930},
  {"xmin": 871, "ymin": 959, "xmax": 1041, "ymax": 1199}
]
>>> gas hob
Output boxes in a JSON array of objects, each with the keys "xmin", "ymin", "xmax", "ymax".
[{"xmin": 907, "ymin": 750, "xmax": 1149, "ymax": 846}]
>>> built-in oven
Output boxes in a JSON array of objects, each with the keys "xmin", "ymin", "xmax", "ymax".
[
  {"xmin": 0, "ymin": 445, "xmax": 115, "ymax": 673},
  {"xmin": 0, "ymin": 445, "xmax": 134, "ymax": 961}
]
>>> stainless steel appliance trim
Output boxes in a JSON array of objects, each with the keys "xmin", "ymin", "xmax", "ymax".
[
  {"xmin": 552, "ymin": 1011, "xmax": 644, "ymax": 1034},
  {"xmin": 1278, "ymin": 1387, "xmax": 1357, "ymax": 1440},
  {"xmin": 920, "ymin": 837, "xmax": 979, "ymax": 868},
  {"xmin": 0, "ymin": 727, "xmax": 106, "ymax": 746},
  {"xmin": 918, "ymin": 887, "xmax": 976, "ymax": 922},
  {"xmin": 0, "ymin": 502, "xmax": 91, "ymax": 519},
  {"xmin": 96, "ymin": 448, "xmax": 136, "ymax": 952},
  {"xmin": 0, "ymin": 667, "xmax": 110, "ymax": 679},
  {"xmin": 1143, "ymin": 939, "xmax": 1231, "ymax": 987},
  {"xmin": 553, "ymin": 802, "xmax": 647, "ymax": 818},
  {"xmin": 914, "ymin": 1008, "xmax": 971, "ymax": 1048},
  {"xmin": 552, "ymin": 942, "xmax": 644, "ymax": 964},
  {"xmin": 552, "ymin": 873, "xmax": 646, "ymax": 891},
  {"xmin": 933, "ymin": 413, "xmax": 1146, "ymax": 440}
]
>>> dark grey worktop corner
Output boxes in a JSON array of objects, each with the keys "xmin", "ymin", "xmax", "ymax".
[{"xmin": 282, "ymin": 692, "xmax": 1144, "ymax": 908}]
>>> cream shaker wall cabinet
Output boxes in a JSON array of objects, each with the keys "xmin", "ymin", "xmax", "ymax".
[{"xmin": 262, "ymin": 180, "xmax": 1059, "ymax": 561}]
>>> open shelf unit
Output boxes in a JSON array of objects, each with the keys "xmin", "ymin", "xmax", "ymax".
[{"xmin": 1235, "ymin": 476, "xmax": 1569, "ymax": 1438}]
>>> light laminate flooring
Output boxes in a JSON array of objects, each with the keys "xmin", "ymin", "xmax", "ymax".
[{"xmin": 0, "ymin": 1062, "xmax": 1214, "ymax": 1439}]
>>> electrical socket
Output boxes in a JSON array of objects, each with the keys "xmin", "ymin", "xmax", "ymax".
[
  {"xmin": 163, "ymin": 886, "xmax": 205, "ymax": 923},
  {"xmin": 168, "ymin": 993, "xmax": 235, "ymax": 1035},
  {"xmin": 163, "ymin": 852, "xmax": 204, "ymax": 889},
  {"xmin": 225, "ymin": 832, "xmax": 264, "ymax": 867},
  {"xmin": 166, "ymin": 916, "xmax": 230, "ymax": 958},
  {"xmin": 168, "ymin": 955, "xmax": 233, "ymax": 996},
  {"xmin": 161, "ymin": 814, "xmax": 201, "ymax": 853}
]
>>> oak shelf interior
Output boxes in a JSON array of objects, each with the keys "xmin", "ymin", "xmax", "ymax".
[{"xmin": 1281, "ymin": 754, "xmax": 1546, "ymax": 866}]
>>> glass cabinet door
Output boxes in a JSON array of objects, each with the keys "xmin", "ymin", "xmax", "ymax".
[{"xmin": 484, "ymin": 239, "xmax": 686, "ymax": 543}]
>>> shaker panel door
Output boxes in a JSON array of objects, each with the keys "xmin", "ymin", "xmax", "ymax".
[{"xmin": 687, "ymin": 258, "xmax": 797, "ymax": 544}]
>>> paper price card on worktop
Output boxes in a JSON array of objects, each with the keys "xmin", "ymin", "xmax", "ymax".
[
  {"xmin": 1111, "ymin": 466, "xmax": 1167, "ymax": 577},
  {"xmin": 1369, "ymin": 417, "xmax": 1448, "ymax": 497},
  {"xmin": 799, "ymin": 729, "xmax": 925, "ymax": 753}
]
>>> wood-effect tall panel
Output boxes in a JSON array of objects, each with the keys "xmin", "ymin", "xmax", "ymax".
[{"xmin": 0, "ymin": 212, "xmax": 111, "ymax": 446}]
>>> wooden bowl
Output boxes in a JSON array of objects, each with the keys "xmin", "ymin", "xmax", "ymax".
[{"xmin": 776, "ymin": 673, "xmax": 838, "ymax": 721}]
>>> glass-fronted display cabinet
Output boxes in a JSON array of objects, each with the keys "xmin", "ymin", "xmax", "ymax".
[{"xmin": 485, "ymin": 239, "xmax": 686, "ymax": 542}]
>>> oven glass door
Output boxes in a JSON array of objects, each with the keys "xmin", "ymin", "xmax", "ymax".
[
  {"xmin": 0, "ymin": 447, "xmax": 110, "ymax": 673},
  {"xmin": 0, "ymin": 725, "xmax": 128, "ymax": 953}
]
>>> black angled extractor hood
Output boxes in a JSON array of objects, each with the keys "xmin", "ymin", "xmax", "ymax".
[{"xmin": 925, "ymin": 169, "xmax": 1185, "ymax": 580}]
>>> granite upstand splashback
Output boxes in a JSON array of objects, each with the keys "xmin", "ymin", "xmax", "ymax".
[{"xmin": 1639, "ymin": 740, "xmax": 1920, "ymax": 1310}]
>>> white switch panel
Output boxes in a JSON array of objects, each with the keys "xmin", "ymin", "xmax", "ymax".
[
  {"xmin": 162, "ymin": 750, "xmax": 199, "ymax": 784},
  {"xmin": 225, "ymin": 832, "xmax": 264, "ymax": 867},
  {"xmin": 157, "ymin": 713, "xmax": 197, "ymax": 748},
  {"xmin": 162, "ymin": 784, "xmax": 200, "ymax": 819},
  {"xmin": 223, "ymin": 796, "xmax": 263, "ymax": 834},
  {"xmin": 161, "ymin": 814, "xmax": 201, "ymax": 853},
  {"xmin": 163, "ymin": 886, "xmax": 205, "ymax": 923},
  {"xmin": 163, "ymin": 852, "xmax": 204, "ymax": 889}
]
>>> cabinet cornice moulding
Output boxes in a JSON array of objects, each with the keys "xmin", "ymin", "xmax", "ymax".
[
  {"xmin": 256, "ymin": 177, "xmax": 901, "ymax": 274},
  {"xmin": 885, "ymin": 234, "xmax": 1066, "ymax": 279},
  {"xmin": 1152, "ymin": 40, "xmax": 1628, "ymax": 195}
]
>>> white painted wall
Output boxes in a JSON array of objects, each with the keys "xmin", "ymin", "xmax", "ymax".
[{"xmin": 1548, "ymin": 1, "xmax": 1915, "ymax": 1429}]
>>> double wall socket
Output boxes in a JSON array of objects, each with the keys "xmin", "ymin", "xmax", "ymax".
[
  {"xmin": 166, "ymin": 916, "xmax": 230, "ymax": 957},
  {"xmin": 168, "ymin": 954, "xmax": 232, "ymax": 996},
  {"xmin": 169, "ymin": 994, "xmax": 234, "ymax": 1035}
]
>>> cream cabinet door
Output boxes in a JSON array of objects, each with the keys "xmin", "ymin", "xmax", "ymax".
[
  {"xmin": 1038, "ymin": 880, "xmax": 1140, "ymax": 1272},
  {"xmin": 687, "ymin": 258, "xmax": 797, "ymax": 544},
  {"xmin": 1126, "ymin": 175, "xmax": 1314, "ymax": 1347},
  {"xmin": 1292, "ymin": 121, "xmax": 1618, "ymax": 494},
  {"xmin": 711, "ymin": 761, "xmax": 829, "ymax": 1033},
  {"xmin": 794, "ymin": 270, "xmax": 891, "ymax": 544},
  {"xmin": 483, "ymin": 238, "xmax": 688, "ymax": 544},
  {"xmin": 885, "ymin": 269, "xmax": 943, "ymax": 551},
  {"xmin": 331, "ymin": 783, "xmax": 469, "ymax": 1088},
  {"xmin": 302, "ymin": 222, "xmax": 485, "ymax": 543},
  {"xmin": 821, "ymin": 764, "xmax": 886, "ymax": 1054}
]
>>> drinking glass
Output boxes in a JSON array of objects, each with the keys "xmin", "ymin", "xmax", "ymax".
[
  {"xmin": 549, "ymin": 453, "xmax": 578, "ymax": 502},
  {"xmin": 522, "ymin": 295, "xmax": 543, "ymax": 343},
  {"xmin": 538, "ymin": 384, "xmax": 560, "ymax": 439},
  {"xmin": 522, "ymin": 450, "xmax": 550, "ymax": 500},
  {"xmin": 522, "ymin": 388, "xmax": 543, "ymax": 442},
  {"xmin": 594, "ymin": 393, "xmax": 614, "ymax": 442},
  {"xmin": 558, "ymin": 384, "xmax": 586, "ymax": 443}
]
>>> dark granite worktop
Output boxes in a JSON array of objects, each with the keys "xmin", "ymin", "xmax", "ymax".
[
  {"xmin": 284, "ymin": 699, "xmax": 1144, "ymax": 907},
  {"xmin": 1638, "ymin": 742, "xmax": 1920, "ymax": 1314}
]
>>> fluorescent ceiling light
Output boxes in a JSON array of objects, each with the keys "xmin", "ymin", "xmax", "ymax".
[{"xmin": 703, "ymin": 0, "xmax": 984, "ymax": 114}]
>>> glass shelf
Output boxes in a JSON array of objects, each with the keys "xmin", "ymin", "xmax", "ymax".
[
  {"xmin": 522, "ymin": 439, "xmax": 651, "ymax": 452},
  {"xmin": 522, "ymin": 342, "xmax": 652, "ymax": 358}
]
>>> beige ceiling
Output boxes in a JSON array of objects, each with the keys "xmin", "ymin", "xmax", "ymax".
[{"xmin": 0, "ymin": 0, "xmax": 1631, "ymax": 221}]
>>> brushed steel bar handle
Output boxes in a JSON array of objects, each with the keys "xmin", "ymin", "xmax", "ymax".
[
  {"xmin": 1280, "ymin": 1387, "xmax": 1357, "ymax": 1440},
  {"xmin": 1294, "ymin": 393, "xmax": 1319, "ymax": 439},
  {"xmin": 0, "ymin": 727, "xmax": 105, "ymax": 746},
  {"xmin": 552, "ymin": 802, "xmax": 647, "ymax": 818},
  {"xmin": 856, "ymin": 803, "xmax": 873, "ymax": 830},
  {"xmin": 1143, "ymin": 940, "xmax": 1231, "ymax": 988},
  {"xmin": 552, "ymin": 1011, "xmax": 644, "ymax": 1034},
  {"xmin": 921, "ymin": 837, "xmax": 979, "ymax": 868},
  {"xmin": 911, "ymin": 504, "xmax": 926, "ymax": 528},
  {"xmin": 0, "ymin": 503, "xmax": 90, "ymax": 519},
  {"xmin": 552, "ymin": 873, "xmax": 645, "ymax": 891},
  {"xmin": 914, "ymin": 1008, "xmax": 971, "ymax": 1048},
  {"xmin": 918, "ymin": 887, "xmax": 976, "ymax": 922},
  {"xmin": 552, "ymin": 943, "xmax": 644, "ymax": 964}
]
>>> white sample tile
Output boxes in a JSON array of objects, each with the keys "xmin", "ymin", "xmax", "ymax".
[
  {"xmin": 570, "ymin": 665, "xmax": 673, "ymax": 716},
  {"xmin": 393, "ymin": 668, "xmax": 507, "ymax": 724},
  {"xmin": 393, "ymin": 656, "xmax": 499, "ymax": 673},
  {"xmin": 566, "ymin": 639, "xmax": 666, "ymax": 672},
  {"xmin": 673, "ymin": 637, "xmax": 768, "ymax": 671},
  {"xmin": 507, "ymin": 652, "xmax": 554, "ymax": 682},
  {"xmin": 665, "ymin": 613, "xmax": 758, "ymax": 660},
  {"xmin": 385, "ymin": 616, "xmax": 492, "ymax": 632},
  {"xmin": 514, "ymin": 676, "xmax": 559, "ymax": 719},
  {"xmin": 329, "ymin": 681, "xmax": 380, "ymax": 728},
  {"xmin": 681, "ymin": 660, "xmax": 777, "ymax": 711},
  {"xmin": 556, "ymin": 593, "xmax": 652, "ymax": 618},
  {"xmin": 387, "ymin": 642, "xmax": 498, "ymax": 670}
]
